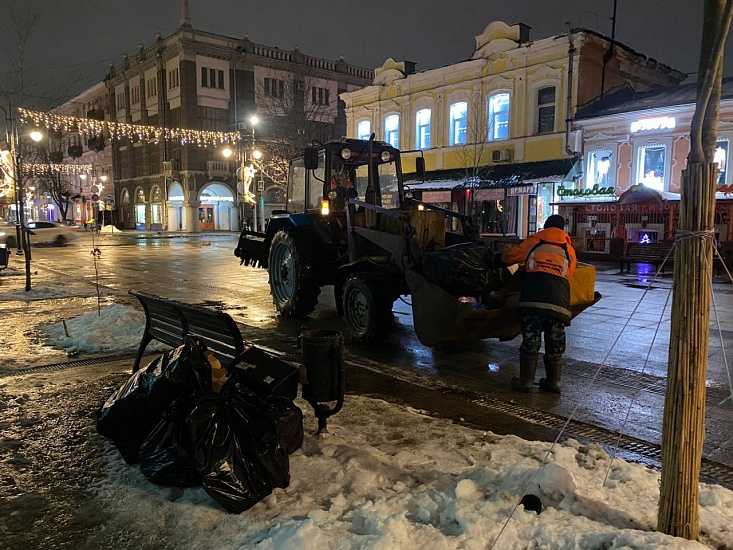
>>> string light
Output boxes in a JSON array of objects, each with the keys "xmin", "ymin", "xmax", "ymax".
[
  {"xmin": 18, "ymin": 108, "xmax": 240, "ymax": 147},
  {"xmin": 23, "ymin": 163, "xmax": 93, "ymax": 175}
]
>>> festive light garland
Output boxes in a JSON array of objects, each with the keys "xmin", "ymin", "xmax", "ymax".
[
  {"xmin": 23, "ymin": 163, "xmax": 93, "ymax": 175},
  {"xmin": 18, "ymin": 108, "xmax": 240, "ymax": 147}
]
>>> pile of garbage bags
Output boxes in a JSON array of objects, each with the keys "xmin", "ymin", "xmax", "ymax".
[
  {"xmin": 422, "ymin": 242, "xmax": 509, "ymax": 307},
  {"xmin": 96, "ymin": 335, "xmax": 303, "ymax": 513}
]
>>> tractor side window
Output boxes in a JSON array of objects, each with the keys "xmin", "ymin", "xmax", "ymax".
[
  {"xmin": 307, "ymin": 156, "xmax": 325, "ymax": 211},
  {"xmin": 379, "ymin": 161, "xmax": 399, "ymax": 209},
  {"xmin": 288, "ymin": 159, "xmax": 306, "ymax": 213}
]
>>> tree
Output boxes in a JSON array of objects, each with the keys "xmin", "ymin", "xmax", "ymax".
[
  {"xmin": 254, "ymin": 68, "xmax": 342, "ymax": 183},
  {"xmin": 658, "ymin": 0, "xmax": 733, "ymax": 540}
]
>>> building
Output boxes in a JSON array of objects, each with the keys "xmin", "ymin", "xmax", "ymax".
[
  {"xmin": 558, "ymin": 77, "xmax": 733, "ymax": 257},
  {"xmin": 53, "ymin": 82, "xmax": 114, "ymax": 228},
  {"xmin": 341, "ymin": 21, "xmax": 686, "ymax": 240},
  {"xmin": 104, "ymin": 0, "xmax": 373, "ymax": 232}
]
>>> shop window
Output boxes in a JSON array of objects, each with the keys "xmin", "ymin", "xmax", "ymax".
[
  {"xmin": 637, "ymin": 144, "xmax": 666, "ymax": 191},
  {"xmin": 357, "ymin": 120, "xmax": 371, "ymax": 140},
  {"xmin": 384, "ymin": 114, "xmax": 399, "ymax": 148},
  {"xmin": 487, "ymin": 93, "xmax": 510, "ymax": 141},
  {"xmin": 715, "ymin": 139, "xmax": 729, "ymax": 187},
  {"xmin": 415, "ymin": 108, "xmax": 431, "ymax": 149},
  {"xmin": 449, "ymin": 102, "xmax": 467, "ymax": 146},
  {"xmin": 588, "ymin": 151, "xmax": 613, "ymax": 187},
  {"xmin": 537, "ymin": 86, "xmax": 556, "ymax": 134}
]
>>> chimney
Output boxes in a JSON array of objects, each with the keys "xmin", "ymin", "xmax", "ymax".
[{"xmin": 180, "ymin": 0, "xmax": 191, "ymax": 28}]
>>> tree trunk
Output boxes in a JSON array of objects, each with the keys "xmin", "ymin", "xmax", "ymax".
[{"xmin": 657, "ymin": 163, "xmax": 716, "ymax": 539}]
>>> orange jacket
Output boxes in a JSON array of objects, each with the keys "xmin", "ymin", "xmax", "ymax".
[{"xmin": 501, "ymin": 227, "xmax": 576, "ymax": 280}]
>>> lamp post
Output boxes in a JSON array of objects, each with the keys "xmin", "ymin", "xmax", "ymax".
[
  {"xmin": 91, "ymin": 166, "xmax": 108, "ymax": 230},
  {"xmin": 225, "ymin": 115, "xmax": 260, "ymax": 231}
]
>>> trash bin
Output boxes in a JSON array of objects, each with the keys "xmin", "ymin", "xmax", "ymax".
[
  {"xmin": 0, "ymin": 244, "xmax": 9, "ymax": 271},
  {"xmin": 300, "ymin": 329, "xmax": 344, "ymax": 433}
]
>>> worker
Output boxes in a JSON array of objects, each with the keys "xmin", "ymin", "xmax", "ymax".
[{"xmin": 495, "ymin": 214, "xmax": 576, "ymax": 394}]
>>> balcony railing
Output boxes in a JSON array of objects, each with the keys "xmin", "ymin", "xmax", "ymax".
[
  {"xmin": 207, "ymin": 160, "xmax": 230, "ymax": 178},
  {"xmin": 163, "ymin": 160, "xmax": 180, "ymax": 177}
]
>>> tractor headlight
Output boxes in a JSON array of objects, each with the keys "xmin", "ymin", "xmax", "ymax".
[
  {"xmin": 340, "ymin": 148, "xmax": 352, "ymax": 160},
  {"xmin": 404, "ymin": 191, "xmax": 413, "ymax": 199},
  {"xmin": 321, "ymin": 200, "xmax": 330, "ymax": 216},
  {"xmin": 328, "ymin": 190, "xmax": 337, "ymax": 200},
  {"xmin": 380, "ymin": 150, "xmax": 391, "ymax": 162}
]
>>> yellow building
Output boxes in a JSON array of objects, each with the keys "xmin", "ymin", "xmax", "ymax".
[{"xmin": 341, "ymin": 21, "xmax": 685, "ymax": 239}]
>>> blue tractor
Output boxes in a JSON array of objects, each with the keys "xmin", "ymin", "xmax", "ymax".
[{"xmin": 234, "ymin": 136, "xmax": 478, "ymax": 344}]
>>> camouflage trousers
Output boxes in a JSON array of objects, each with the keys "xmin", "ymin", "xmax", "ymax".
[{"xmin": 519, "ymin": 309, "xmax": 566, "ymax": 360}]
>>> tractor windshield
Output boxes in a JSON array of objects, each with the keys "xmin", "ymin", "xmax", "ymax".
[{"xmin": 353, "ymin": 158, "xmax": 399, "ymax": 209}]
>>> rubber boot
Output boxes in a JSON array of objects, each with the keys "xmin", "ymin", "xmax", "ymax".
[
  {"xmin": 511, "ymin": 354, "xmax": 538, "ymax": 392},
  {"xmin": 539, "ymin": 356, "xmax": 562, "ymax": 394}
]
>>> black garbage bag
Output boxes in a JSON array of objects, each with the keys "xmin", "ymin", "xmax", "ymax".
[
  {"xmin": 188, "ymin": 384, "xmax": 290, "ymax": 513},
  {"xmin": 422, "ymin": 242, "xmax": 501, "ymax": 299},
  {"xmin": 96, "ymin": 336, "xmax": 212, "ymax": 464},
  {"xmin": 138, "ymin": 399, "xmax": 202, "ymax": 487}
]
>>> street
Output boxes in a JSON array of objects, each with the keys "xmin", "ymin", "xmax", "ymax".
[{"xmin": 2, "ymin": 231, "xmax": 733, "ymax": 476}]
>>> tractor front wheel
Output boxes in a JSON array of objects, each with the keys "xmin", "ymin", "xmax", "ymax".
[
  {"xmin": 268, "ymin": 230, "xmax": 320, "ymax": 317},
  {"xmin": 342, "ymin": 273, "xmax": 394, "ymax": 344}
]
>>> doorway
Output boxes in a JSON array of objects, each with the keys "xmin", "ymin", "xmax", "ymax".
[{"xmin": 199, "ymin": 205, "xmax": 215, "ymax": 230}]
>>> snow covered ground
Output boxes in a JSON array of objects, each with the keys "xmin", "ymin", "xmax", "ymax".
[{"xmin": 28, "ymin": 303, "xmax": 733, "ymax": 548}]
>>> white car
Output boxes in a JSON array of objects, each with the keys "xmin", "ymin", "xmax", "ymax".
[{"xmin": 0, "ymin": 221, "xmax": 78, "ymax": 247}]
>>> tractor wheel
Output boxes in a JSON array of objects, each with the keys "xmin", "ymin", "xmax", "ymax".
[
  {"xmin": 268, "ymin": 229, "xmax": 320, "ymax": 317},
  {"xmin": 54, "ymin": 235, "xmax": 66, "ymax": 246},
  {"xmin": 342, "ymin": 273, "xmax": 394, "ymax": 344}
]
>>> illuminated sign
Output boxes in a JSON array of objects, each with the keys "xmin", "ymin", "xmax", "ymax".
[
  {"xmin": 557, "ymin": 184, "xmax": 615, "ymax": 197},
  {"xmin": 630, "ymin": 116, "xmax": 676, "ymax": 133}
]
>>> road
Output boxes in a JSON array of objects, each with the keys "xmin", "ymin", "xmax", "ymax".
[{"xmin": 3, "ymin": 231, "xmax": 733, "ymax": 482}]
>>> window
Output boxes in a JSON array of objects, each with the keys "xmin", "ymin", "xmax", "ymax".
[
  {"xmin": 311, "ymin": 87, "xmax": 330, "ymax": 105},
  {"xmin": 716, "ymin": 139, "xmax": 729, "ymax": 187},
  {"xmin": 146, "ymin": 78, "xmax": 157, "ymax": 98},
  {"xmin": 131, "ymin": 86, "xmax": 140, "ymax": 105},
  {"xmin": 201, "ymin": 67, "xmax": 224, "ymax": 89},
  {"xmin": 264, "ymin": 78, "xmax": 285, "ymax": 98},
  {"xmin": 168, "ymin": 68, "xmax": 180, "ymax": 90},
  {"xmin": 116, "ymin": 93, "xmax": 125, "ymax": 109},
  {"xmin": 415, "ymin": 108, "xmax": 431, "ymax": 149},
  {"xmin": 587, "ymin": 151, "xmax": 613, "ymax": 188},
  {"xmin": 487, "ymin": 93, "xmax": 510, "ymax": 141},
  {"xmin": 449, "ymin": 102, "xmax": 467, "ymax": 146},
  {"xmin": 356, "ymin": 120, "xmax": 371, "ymax": 140},
  {"xmin": 637, "ymin": 144, "xmax": 667, "ymax": 191},
  {"xmin": 537, "ymin": 86, "xmax": 556, "ymax": 134},
  {"xmin": 384, "ymin": 114, "xmax": 399, "ymax": 148}
]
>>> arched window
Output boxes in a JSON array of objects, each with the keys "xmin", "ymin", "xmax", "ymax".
[
  {"xmin": 487, "ymin": 93, "xmax": 510, "ymax": 141},
  {"xmin": 384, "ymin": 114, "xmax": 399, "ymax": 148},
  {"xmin": 415, "ymin": 109, "xmax": 431, "ymax": 149},
  {"xmin": 449, "ymin": 102, "xmax": 467, "ymax": 146},
  {"xmin": 356, "ymin": 120, "xmax": 371, "ymax": 141}
]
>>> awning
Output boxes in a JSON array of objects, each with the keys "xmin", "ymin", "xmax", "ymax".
[
  {"xmin": 402, "ymin": 179, "xmax": 465, "ymax": 191},
  {"xmin": 618, "ymin": 183, "xmax": 664, "ymax": 204},
  {"xmin": 482, "ymin": 158, "xmax": 578, "ymax": 188}
]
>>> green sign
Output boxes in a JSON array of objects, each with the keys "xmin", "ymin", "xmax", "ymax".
[{"xmin": 557, "ymin": 183, "xmax": 615, "ymax": 198}]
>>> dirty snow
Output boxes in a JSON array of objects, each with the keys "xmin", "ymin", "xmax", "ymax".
[{"xmin": 30, "ymin": 303, "xmax": 733, "ymax": 549}]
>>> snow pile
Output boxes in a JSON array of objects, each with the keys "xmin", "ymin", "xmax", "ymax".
[
  {"xmin": 85, "ymin": 396, "xmax": 733, "ymax": 549},
  {"xmin": 41, "ymin": 303, "xmax": 168, "ymax": 354}
]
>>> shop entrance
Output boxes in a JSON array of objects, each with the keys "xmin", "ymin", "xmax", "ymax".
[{"xmin": 199, "ymin": 205, "xmax": 215, "ymax": 231}]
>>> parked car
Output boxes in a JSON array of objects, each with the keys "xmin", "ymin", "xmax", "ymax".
[{"xmin": 0, "ymin": 221, "xmax": 78, "ymax": 247}]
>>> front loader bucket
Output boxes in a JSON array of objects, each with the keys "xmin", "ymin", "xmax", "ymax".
[{"xmin": 405, "ymin": 263, "xmax": 601, "ymax": 347}]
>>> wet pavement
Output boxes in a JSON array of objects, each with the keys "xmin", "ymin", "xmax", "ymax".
[{"xmin": 1, "ymin": 231, "xmax": 733, "ymax": 489}]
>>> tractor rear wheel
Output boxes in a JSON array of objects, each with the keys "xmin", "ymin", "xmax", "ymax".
[
  {"xmin": 342, "ymin": 273, "xmax": 395, "ymax": 344},
  {"xmin": 268, "ymin": 229, "xmax": 320, "ymax": 317}
]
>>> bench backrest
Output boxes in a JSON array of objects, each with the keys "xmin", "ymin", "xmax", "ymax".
[
  {"xmin": 625, "ymin": 241, "xmax": 675, "ymax": 258},
  {"xmin": 130, "ymin": 290, "xmax": 245, "ymax": 369}
]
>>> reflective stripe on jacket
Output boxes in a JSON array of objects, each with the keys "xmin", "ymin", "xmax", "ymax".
[{"xmin": 501, "ymin": 227, "xmax": 577, "ymax": 323}]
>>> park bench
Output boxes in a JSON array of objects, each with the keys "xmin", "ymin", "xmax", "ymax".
[
  {"xmin": 619, "ymin": 241, "xmax": 675, "ymax": 274},
  {"xmin": 128, "ymin": 290, "xmax": 299, "ymax": 398}
]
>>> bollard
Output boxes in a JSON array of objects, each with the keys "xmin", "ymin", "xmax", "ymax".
[{"xmin": 300, "ymin": 329, "xmax": 344, "ymax": 435}]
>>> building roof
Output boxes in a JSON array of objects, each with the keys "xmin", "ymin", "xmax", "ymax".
[{"xmin": 576, "ymin": 77, "xmax": 733, "ymax": 120}]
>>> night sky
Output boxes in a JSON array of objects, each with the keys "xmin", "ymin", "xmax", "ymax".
[{"xmin": 0, "ymin": 0, "xmax": 723, "ymax": 109}]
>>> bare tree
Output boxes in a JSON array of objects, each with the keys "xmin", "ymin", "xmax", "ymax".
[
  {"xmin": 255, "ymin": 68, "xmax": 342, "ymax": 183},
  {"xmin": 658, "ymin": 0, "xmax": 733, "ymax": 540}
]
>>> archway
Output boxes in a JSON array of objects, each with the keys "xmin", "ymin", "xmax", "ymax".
[
  {"xmin": 198, "ymin": 182, "xmax": 236, "ymax": 231},
  {"xmin": 150, "ymin": 186, "xmax": 164, "ymax": 231},
  {"xmin": 167, "ymin": 182, "xmax": 185, "ymax": 231}
]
